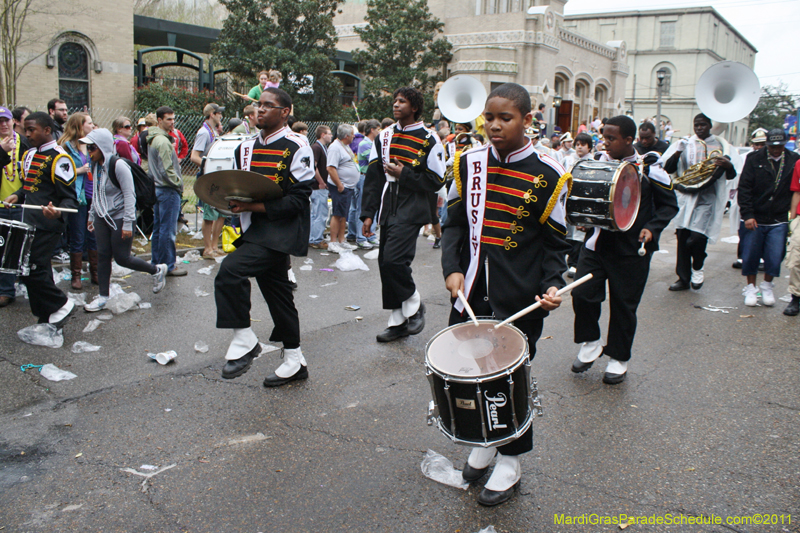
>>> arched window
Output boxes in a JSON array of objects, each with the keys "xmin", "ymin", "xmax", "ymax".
[
  {"xmin": 653, "ymin": 65, "xmax": 673, "ymax": 98},
  {"xmin": 58, "ymin": 42, "xmax": 89, "ymax": 109}
]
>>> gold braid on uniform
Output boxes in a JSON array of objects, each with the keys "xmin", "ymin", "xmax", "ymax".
[
  {"xmin": 539, "ymin": 172, "xmax": 572, "ymax": 225},
  {"xmin": 453, "ymin": 150, "xmax": 463, "ymax": 197}
]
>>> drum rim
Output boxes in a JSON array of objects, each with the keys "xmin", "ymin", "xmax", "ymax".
[
  {"xmin": 424, "ymin": 319, "xmax": 530, "ymax": 383},
  {"xmin": 608, "ymin": 161, "xmax": 641, "ymax": 232},
  {"xmin": 435, "ymin": 407, "xmax": 534, "ymax": 448},
  {"xmin": 0, "ymin": 219, "xmax": 34, "ymax": 229}
]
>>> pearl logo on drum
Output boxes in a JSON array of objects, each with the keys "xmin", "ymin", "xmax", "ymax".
[{"xmin": 485, "ymin": 392, "xmax": 508, "ymax": 431}]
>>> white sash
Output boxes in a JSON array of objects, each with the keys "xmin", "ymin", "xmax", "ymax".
[
  {"xmin": 378, "ymin": 127, "xmax": 395, "ymax": 183},
  {"xmin": 455, "ymin": 147, "xmax": 489, "ymax": 313}
]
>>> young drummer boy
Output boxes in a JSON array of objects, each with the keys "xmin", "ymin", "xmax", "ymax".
[{"xmin": 441, "ymin": 83, "xmax": 571, "ymax": 507}]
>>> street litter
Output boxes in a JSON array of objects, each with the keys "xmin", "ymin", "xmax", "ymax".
[
  {"xmin": 299, "ymin": 265, "xmax": 312, "ymax": 271},
  {"xmin": 259, "ymin": 343, "xmax": 280, "ymax": 354},
  {"xmin": 67, "ymin": 292, "xmax": 86, "ymax": 306},
  {"xmin": 740, "ymin": 315, "xmax": 755, "ymax": 318},
  {"xmin": 191, "ymin": 231, "xmax": 204, "ymax": 240},
  {"xmin": 83, "ymin": 319, "xmax": 103, "ymax": 333},
  {"xmin": 71, "ymin": 341, "xmax": 100, "ymax": 353},
  {"xmin": 97, "ymin": 313, "xmax": 113, "ymax": 321},
  {"xmin": 320, "ymin": 268, "xmax": 334, "ymax": 272},
  {"xmin": 694, "ymin": 305, "xmax": 734, "ymax": 314},
  {"xmin": 420, "ymin": 450, "xmax": 469, "ymax": 490},
  {"xmin": 18, "ymin": 323, "xmax": 63, "ymax": 348},
  {"xmin": 476, "ymin": 528, "xmax": 497, "ymax": 533},
  {"xmin": 779, "ymin": 294, "xmax": 792, "ymax": 302},
  {"xmin": 15, "ymin": 283, "xmax": 28, "ymax": 299},
  {"xmin": 321, "ymin": 282, "xmax": 337, "ymax": 287},
  {"xmin": 363, "ymin": 249, "xmax": 379, "ymax": 260},
  {"xmin": 140, "ymin": 465, "xmax": 158, "ymax": 471},
  {"xmin": 345, "ymin": 305, "xmax": 360, "ymax": 311},
  {"xmin": 223, "ymin": 433, "xmax": 271, "ymax": 447},
  {"xmin": 121, "ymin": 463, "xmax": 177, "ymax": 493},
  {"xmin": 320, "ymin": 252, "xmax": 330, "ymax": 256},
  {"xmin": 108, "ymin": 283, "xmax": 125, "ymax": 298},
  {"xmin": 304, "ymin": 258, "xmax": 313, "ymax": 264},
  {"xmin": 39, "ymin": 363, "xmax": 77, "ymax": 381},
  {"xmin": 194, "ymin": 287, "xmax": 210, "ymax": 297},
  {"xmin": 721, "ymin": 235, "xmax": 740, "ymax": 244},
  {"xmin": 137, "ymin": 238, "xmax": 148, "ymax": 246},
  {"xmin": 107, "ymin": 292, "xmax": 142, "ymax": 314},
  {"xmin": 309, "ymin": 295, "xmax": 319, "ymax": 298},
  {"xmin": 335, "ymin": 252, "xmax": 369, "ymax": 272},
  {"xmin": 138, "ymin": 302, "xmax": 152, "ymax": 309},
  {"xmin": 194, "ymin": 341, "xmax": 209, "ymax": 353},
  {"xmin": 215, "ymin": 255, "xmax": 225, "ymax": 263},
  {"xmin": 197, "ymin": 266, "xmax": 214, "ymax": 275},
  {"xmin": 111, "ymin": 261, "xmax": 135, "ymax": 277},
  {"xmin": 355, "ymin": 316, "xmax": 363, "ymax": 321},
  {"xmin": 183, "ymin": 250, "xmax": 202, "ymax": 262},
  {"xmin": 151, "ymin": 351, "xmax": 177, "ymax": 365}
]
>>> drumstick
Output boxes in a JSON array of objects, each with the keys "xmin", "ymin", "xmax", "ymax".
[
  {"xmin": 1, "ymin": 202, "xmax": 79, "ymax": 214},
  {"xmin": 494, "ymin": 273, "xmax": 594, "ymax": 329},
  {"xmin": 638, "ymin": 241, "xmax": 647, "ymax": 256},
  {"xmin": 233, "ymin": 91, "xmax": 258, "ymax": 102},
  {"xmin": 457, "ymin": 289, "xmax": 480, "ymax": 327}
]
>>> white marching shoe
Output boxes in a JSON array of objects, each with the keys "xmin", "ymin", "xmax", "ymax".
[
  {"xmin": 48, "ymin": 300, "xmax": 75, "ymax": 329},
  {"xmin": 221, "ymin": 327, "xmax": 260, "ymax": 379},
  {"xmin": 690, "ymin": 268, "xmax": 704, "ymax": 290},
  {"xmin": 263, "ymin": 347, "xmax": 308, "ymax": 387},
  {"xmin": 571, "ymin": 339, "xmax": 603, "ymax": 373},
  {"xmin": 477, "ymin": 454, "xmax": 521, "ymax": 506},
  {"xmin": 462, "ymin": 447, "xmax": 497, "ymax": 482},
  {"xmin": 603, "ymin": 358, "xmax": 628, "ymax": 385}
]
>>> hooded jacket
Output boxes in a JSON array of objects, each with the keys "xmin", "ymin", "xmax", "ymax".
[
  {"xmin": 85, "ymin": 129, "xmax": 137, "ymax": 232},
  {"xmin": 146, "ymin": 126, "xmax": 183, "ymax": 191}
]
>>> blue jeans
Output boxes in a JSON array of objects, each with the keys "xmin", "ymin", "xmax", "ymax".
[
  {"xmin": 309, "ymin": 188, "xmax": 329, "ymax": 244},
  {"xmin": 0, "ymin": 207, "xmax": 23, "ymax": 297},
  {"xmin": 67, "ymin": 203, "xmax": 97, "ymax": 254},
  {"xmin": 151, "ymin": 187, "xmax": 181, "ymax": 271},
  {"xmin": 739, "ymin": 221, "xmax": 788, "ymax": 277},
  {"xmin": 347, "ymin": 175, "xmax": 366, "ymax": 242}
]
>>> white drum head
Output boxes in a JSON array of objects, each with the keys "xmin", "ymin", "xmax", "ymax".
[{"xmin": 426, "ymin": 321, "xmax": 527, "ymax": 378}]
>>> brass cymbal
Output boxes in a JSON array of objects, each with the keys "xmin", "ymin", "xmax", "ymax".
[{"xmin": 194, "ymin": 170, "xmax": 283, "ymax": 214}]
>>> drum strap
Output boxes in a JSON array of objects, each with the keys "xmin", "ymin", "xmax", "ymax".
[{"xmin": 456, "ymin": 147, "xmax": 490, "ymax": 313}]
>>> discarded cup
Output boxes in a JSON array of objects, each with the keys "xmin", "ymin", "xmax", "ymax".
[
  {"xmin": 155, "ymin": 351, "xmax": 177, "ymax": 365},
  {"xmin": 194, "ymin": 342, "xmax": 209, "ymax": 353}
]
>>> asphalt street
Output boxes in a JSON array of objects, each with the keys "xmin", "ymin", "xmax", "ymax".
[{"xmin": 0, "ymin": 219, "xmax": 798, "ymax": 533}]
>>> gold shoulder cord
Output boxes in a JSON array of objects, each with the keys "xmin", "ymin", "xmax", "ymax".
[
  {"xmin": 453, "ymin": 150, "xmax": 463, "ymax": 197},
  {"xmin": 539, "ymin": 172, "xmax": 573, "ymax": 225}
]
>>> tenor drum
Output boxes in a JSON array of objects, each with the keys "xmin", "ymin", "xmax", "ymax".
[
  {"xmin": 201, "ymin": 133, "xmax": 256, "ymax": 174},
  {"xmin": 0, "ymin": 219, "xmax": 35, "ymax": 275},
  {"xmin": 425, "ymin": 320, "xmax": 542, "ymax": 448},
  {"xmin": 566, "ymin": 160, "xmax": 641, "ymax": 231}
]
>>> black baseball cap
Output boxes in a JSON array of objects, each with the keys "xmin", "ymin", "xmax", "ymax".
[{"xmin": 767, "ymin": 128, "xmax": 786, "ymax": 146}]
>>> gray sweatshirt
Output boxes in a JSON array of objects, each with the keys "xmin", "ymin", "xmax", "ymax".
[{"xmin": 86, "ymin": 129, "xmax": 137, "ymax": 232}]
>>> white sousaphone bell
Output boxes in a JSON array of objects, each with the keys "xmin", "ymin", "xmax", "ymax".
[
  {"xmin": 437, "ymin": 75, "xmax": 488, "ymax": 123},
  {"xmin": 695, "ymin": 61, "xmax": 760, "ymax": 123}
]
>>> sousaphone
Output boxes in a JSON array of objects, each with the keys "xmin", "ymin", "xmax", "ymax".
[{"xmin": 437, "ymin": 75, "xmax": 487, "ymax": 124}]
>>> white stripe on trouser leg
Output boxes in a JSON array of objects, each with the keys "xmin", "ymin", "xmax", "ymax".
[
  {"xmin": 225, "ymin": 327, "xmax": 258, "ymax": 360},
  {"xmin": 49, "ymin": 300, "xmax": 74, "ymax": 324},
  {"xmin": 387, "ymin": 290, "xmax": 420, "ymax": 327},
  {"xmin": 275, "ymin": 347, "xmax": 303, "ymax": 378},
  {"xmin": 467, "ymin": 446, "xmax": 497, "ymax": 469},
  {"xmin": 484, "ymin": 454, "xmax": 521, "ymax": 491}
]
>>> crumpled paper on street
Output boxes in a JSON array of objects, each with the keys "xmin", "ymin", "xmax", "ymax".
[
  {"xmin": 39, "ymin": 363, "xmax": 77, "ymax": 381},
  {"xmin": 334, "ymin": 251, "xmax": 369, "ymax": 272},
  {"xmin": 18, "ymin": 323, "xmax": 63, "ymax": 348},
  {"xmin": 420, "ymin": 450, "xmax": 469, "ymax": 490}
]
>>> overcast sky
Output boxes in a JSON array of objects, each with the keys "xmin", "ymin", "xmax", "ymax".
[{"xmin": 564, "ymin": 0, "xmax": 800, "ymax": 99}]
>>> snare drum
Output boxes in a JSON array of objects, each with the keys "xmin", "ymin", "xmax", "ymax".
[
  {"xmin": 201, "ymin": 133, "xmax": 257, "ymax": 174},
  {"xmin": 0, "ymin": 219, "xmax": 35, "ymax": 275},
  {"xmin": 566, "ymin": 160, "xmax": 641, "ymax": 231},
  {"xmin": 425, "ymin": 320, "xmax": 543, "ymax": 448}
]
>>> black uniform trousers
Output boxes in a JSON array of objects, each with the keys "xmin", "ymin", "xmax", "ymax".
[
  {"xmin": 19, "ymin": 230, "xmax": 68, "ymax": 322},
  {"xmin": 447, "ymin": 270, "xmax": 540, "ymax": 456},
  {"xmin": 572, "ymin": 246, "xmax": 651, "ymax": 362},
  {"xmin": 675, "ymin": 228, "xmax": 708, "ymax": 282},
  {"xmin": 378, "ymin": 223, "xmax": 420, "ymax": 310},
  {"xmin": 214, "ymin": 241, "xmax": 300, "ymax": 349}
]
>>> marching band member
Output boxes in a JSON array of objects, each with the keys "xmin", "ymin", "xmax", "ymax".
[
  {"xmin": 214, "ymin": 88, "xmax": 315, "ymax": 387},
  {"xmin": 361, "ymin": 87, "xmax": 446, "ymax": 343},
  {"xmin": 634, "ymin": 121, "xmax": 669, "ymax": 157},
  {"xmin": 441, "ymin": 83, "xmax": 570, "ymax": 506},
  {"xmin": 661, "ymin": 113, "xmax": 741, "ymax": 291},
  {"xmin": 571, "ymin": 115, "xmax": 678, "ymax": 384},
  {"xmin": 563, "ymin": 133, "xmax": 595, "ymax": 277}
]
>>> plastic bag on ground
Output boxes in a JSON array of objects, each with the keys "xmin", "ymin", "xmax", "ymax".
[
  {"xmin": 334, "ymin": 251, "xmax": 369, "ymax": 272},
  {"xmin": 97, "ymin": 312, "xmax": 114, "ymax": 321},
  {"xmin": 83, "ymin": 319, "xmax": 103, "ymax": 333},
  {"xmin": 215, "ymin": 255, "xmax": 226, "ymax": 263},
  {"xmin": 299, "ymin": 265, "xmax": 312, "ymax": 271},
  {"xmin": 71, "ymin": 341, "xmax": 101, "ymax": 353},
  {"xmin": 183, "ymin": 250, "xmax": 202, "ymax": 262},
  {"xmin": 108, "ymin": 283, "xmax": 125, "ymax": 298},
  {"xmin": 304, "ymin": 258, "xmax": 313, "ymax": 264},
  {"xmin": 197, "ymin": 266, "xmax": 214, "ymax": 275},
  {"xmin": 191, "ymin": 231, "xmax": 204, "ymax": 240},
  {"xmin": 106, "ymin": 292, "xmax": 142, "ymax": 315},
  {"xmin": 363, "ymin": 249, "xmax": 379, "ymax": 260},
  {"xmin": 18, "ymin": 324, "xmax": 64, "ymax": 348},
  {"xmin": 67, "ymin": 292, "xmax": 86, "ymax": 307},
  {"xmin": 39, "ymin": 363, "xmax": 77, "ymax": 381},
  {"xmin": 194, "ymin": 287, "xmax": 210, "ymax": 297},
  {"xmin": 477, "ymin": 527, "xmax": 497, "ymax": 533},
  {"xmin": 111, "ymin": 261, "xmax": 135, "ymax": 277},
  {"xmin": 420, "ymin": 450, "xmax": 469, "ymax": 490},
  {"xmin": 194, "ymin": 341, "xmax": 209, "ymax": 353},
  {"xmin": 138, "ymin": 302, "xmax": 152, "ymax": 309}
]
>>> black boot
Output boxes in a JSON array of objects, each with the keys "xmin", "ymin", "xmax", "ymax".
[{"xmin": 783, "ymin": 295, "xmax": 800, "ymax": 316}]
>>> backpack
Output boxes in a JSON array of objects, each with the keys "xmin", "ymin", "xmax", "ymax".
[{"xmin": 107, "ymin": 154, "xmax": 157, "ymax": 211}]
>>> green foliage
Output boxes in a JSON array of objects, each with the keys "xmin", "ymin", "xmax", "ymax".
[
  {"xmin": 212, "ymin": 0, "xmax": 344, "ymax": 121},
  {"xmin": 353, "ymin": 0, "xmax": 452, "ymax": 121},
  {"xmin": 748, "ymin": 83, "xmax": 798, "ymax": 136},
  {"xmin": 134, "ymin": 83, "xmax": 235, "ymax": 115}
]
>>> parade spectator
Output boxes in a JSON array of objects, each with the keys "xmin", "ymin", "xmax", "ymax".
[
  {"xmin": 349, "ymin": 120, "xmax": 365, "ymax": 154},
  {"xmin": 47, "ymin": 98, "xmax": 68, "ymax": 141},
  {"xmin": 326, "ymin": 124, "xmax": 359, "ymax": 254},
  {"xmin": 232, "ymin": 105, "xmax": 257, "ymax": 135},
  {"xmin": 309, "ymin": 125, "xmax": 332, "ymax": 249},
  {"xmin": 247, "ymin": 71, "xmax": 270, "ymax": 101},
  {"xmin": 147, "ymin": 106, "xmax": 186, "ymax": 277},
  {"xmin": 380, "ymin": 117, "xmax": 394, "ymax": 130},
  {"xmin": 131, "ymin": 114, "xmax": 156, "ymax": 171},
  {"xmin": 348, "ymin": 118, "xmax": 380, "ymax": 249},
  {"xmin": 111, "ymin": 116, "xmax": 141, "ymax": 165},
  {"xmin": 12, "ymin": 107, "xmax": 29, "ymax": 137},
  {"xmin": 81, "ymin": 129, "xmax": 168, "ymax": 312},
  {"xmin": 291, "ymin": 121, "xmax": 308, "ymax": 137},
  {"xmin": 170, "ymin": 126, "xmax": 189, "ymax": 161},
  {"xmin": 785, "ymin": 156, "xmax": 800, "ymax": 315},
  {"xmin": 191, "ymin": 103, "xmax": 226, "ymax": 259},
  {"xmin": 59, "ymin": 112, "xmax": 98, "ymax": 290}
]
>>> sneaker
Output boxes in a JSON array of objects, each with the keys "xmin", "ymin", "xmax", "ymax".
[
  {"xmin": 567, "ymin": 266, "xmax": 576, "ymax": 279},
  {"xmin": 339, "ymin": 242, "xmax": 357, "ymax": 251},
  {"xmin": 759, "ymin": 281, "xmax": 775, "ymax": 306},
  {"xmin": 743, "ymin": 284, "xmax": 759, "ymax": 307},
  {"xmin": 309, "ymin": 241, "xmax": 328, "ymax": 250},
  {"xmin": 328, "ymin": 242, "xmax": 341, "ymax": 254},
  {"xmin": 167, "ymin": 268, "xmax": 187, "ymax": 277},
  {"xmin": 690, "ymin": 268, "xmax": 704, "ymax": 290},
  {"xmin": 85, "ymin": 295, "xmax": 108, "ymax": 312},
  {"xmin": 152, "ymin": 264, "xmax": 168, "ymax": 293},
  {"xmin": 368, "ymin": 238, "xmax": 379, "ymax": 246},
  {"xmin": 356, "ymin": 240, "xmax": 374, "ymax": 249}
]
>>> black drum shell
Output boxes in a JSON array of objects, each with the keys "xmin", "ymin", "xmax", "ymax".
[{"xmin": 0, "ymin": 219, "xmax": 34, "ymax": 275}]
